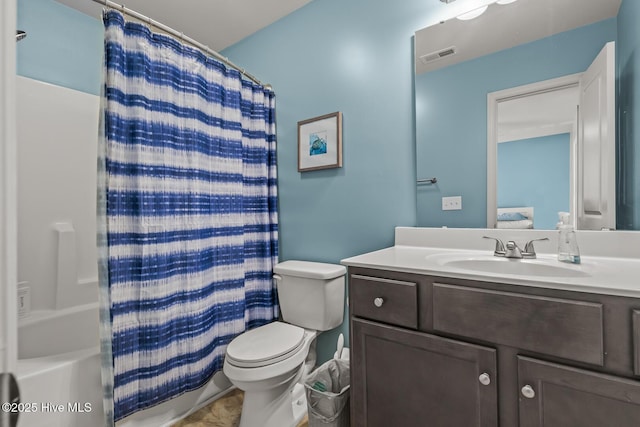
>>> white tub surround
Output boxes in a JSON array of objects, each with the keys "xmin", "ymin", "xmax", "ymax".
[
  {"xmin": 341, "ymin": 227, "xmax": 640, "ymax": 297},
  {"xmin": 18, "ymin": 303, "xmax": 99, "ymax": 359},
  {"xmin": 17, "ymin": 77, "xmax": 100, "ymax": 312},
  {"xmin": 54, "ymin": 222, "xmax": 98, "ymax": 309}
]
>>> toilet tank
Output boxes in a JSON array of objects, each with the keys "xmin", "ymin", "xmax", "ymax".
[{"xmin": 273, "ymin": 260, "xmax": 346, "ymax": 331}]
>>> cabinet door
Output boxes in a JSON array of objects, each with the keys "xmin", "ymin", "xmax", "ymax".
[
  {"xmin": 351, "ymin": 318, "xmax": 498, "ymax": 427},
  {"xmin": 518, "ymin": 356, "xmax": 640, "ymax": 427}
]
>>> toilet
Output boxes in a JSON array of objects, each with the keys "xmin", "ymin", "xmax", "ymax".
[{"xmin": 223, "ymin": 260, "xmax": 346, "ymax": 427}]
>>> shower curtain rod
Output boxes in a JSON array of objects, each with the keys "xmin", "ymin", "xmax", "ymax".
[{"xmin": 94, "ymin": 0, "xmax": 268, "ymax": 88}]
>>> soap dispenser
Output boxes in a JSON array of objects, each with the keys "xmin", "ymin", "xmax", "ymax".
[{"xmin": 557, "ymin": 212, "xmax": 580, "ymax": 264}]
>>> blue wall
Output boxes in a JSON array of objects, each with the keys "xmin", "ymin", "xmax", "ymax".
[
  {"xmin": 415, "ymin": 18, "xmax": 617, "ymax": 228},
  {"xmin": 497, "ymin": 134, "xmax": 570, "ymax": 230},
  {"xmin": 221, "ymin": 0, "xmax": 441, "ymax": 361},
  {"xmin": 618, "ymin": 0, "xmax": 640, "ymax": 229},
  {"xmin": 17, "ymin": 0, "xmax": 102, "ymax": 95}
]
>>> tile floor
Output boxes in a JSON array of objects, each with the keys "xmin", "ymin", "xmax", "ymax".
[{"xmin": 171, "ymin": 389, "xmax": 309, "ymax": 427}]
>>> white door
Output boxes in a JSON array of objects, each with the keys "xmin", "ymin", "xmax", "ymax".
[
  {"xmin": 1, "ymin": 1, "xmax": 20, "ymax": 426},
  {"xmin": 577, "ymin": 41, "xmax": 616, "ymax": 230}
]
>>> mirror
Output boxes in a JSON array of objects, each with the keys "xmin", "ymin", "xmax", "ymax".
[
  {"xmin": 492, "ymin": 79, "xmax": 579, "ymax": 230},
  {"xmin": 414, "ymin": 0, "xmax": 626, "ymax": 230}
]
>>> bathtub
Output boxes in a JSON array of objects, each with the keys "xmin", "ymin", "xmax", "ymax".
[
  {"xmin": 16, "ymin": 302, "xmax": 231, "ymax": 427},
  {"xmin": 16, "ymin": 302, "xmax": 104, "ymax": 427}
]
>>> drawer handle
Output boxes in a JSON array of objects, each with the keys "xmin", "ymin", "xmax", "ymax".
[
  {"xmin": 373, "ymin": 297, "xmax": 384, "ymax": 308},
  {"xmin": 478, "ymin": 373, "xmax": 491, "ymax": 386},
  {"xmin": 521, "ymin": 385, "xmax": 536, "ymax": 399}
]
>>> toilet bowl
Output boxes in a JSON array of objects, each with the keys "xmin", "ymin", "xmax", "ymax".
[
  {"xmin": 223, "ymin": 322, "xmax": 318, "ymax": 427},
  {"xmin": 223, "ymin": 260, "xmax": 346, "ymax": 427}
]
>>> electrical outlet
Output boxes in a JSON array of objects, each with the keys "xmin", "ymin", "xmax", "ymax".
[{"xmin": 442, "ymin": 196, "xmax": 462, "ymax": 211}]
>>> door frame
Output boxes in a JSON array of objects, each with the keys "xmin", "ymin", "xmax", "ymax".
[
  {"xmin": 487, "ymin": 73, "xmax": 582, "ymax": 228},
  {"xmin": 1, "ymin": 0, "xmax": 19, "ymax": 422}
]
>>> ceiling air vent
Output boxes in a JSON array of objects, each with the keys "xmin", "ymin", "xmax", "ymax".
[{"xmin": 419, "ymin": 46, "xmax": 457, "ymax": 64}]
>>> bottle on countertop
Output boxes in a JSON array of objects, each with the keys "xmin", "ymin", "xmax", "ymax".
[{"xmin": 557, "ymin": 212, "xmax": 580, "ymax": 264}]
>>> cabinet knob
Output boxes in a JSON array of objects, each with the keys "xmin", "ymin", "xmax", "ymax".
[
  {"xmin": 373, "ymin": 297, "xmax": 384, "ymax": 307},
  {"xmin": 521, "ymin": 385, "xmax": 536, "ymax": 399},
  {"xmin": 478, "ymin": 373, "xmax": 491, "ymax": 386}
]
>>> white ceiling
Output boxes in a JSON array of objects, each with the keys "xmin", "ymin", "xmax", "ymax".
[
  {"xmin": 497, "ymin": 85, "xmax": 579, "ymax": 143},
  {"xmin": 56, "ymin": 0, "xmax": 312, "ymax": 51},
  {"xmin": 416, "ymin": 0, "xmax": 621, "ymax": 75}
]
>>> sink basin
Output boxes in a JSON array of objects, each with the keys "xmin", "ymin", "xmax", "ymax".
[{"xmin": 426, "ymin": 253, "xmax": 590, "ymax": 278}]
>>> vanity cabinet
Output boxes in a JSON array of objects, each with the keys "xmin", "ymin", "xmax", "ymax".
[
  {"xmin": 352, "ymin": 318, "xmax": 498, "ymax": 427},
  {"xmin": 348, "ymin": 267, "xmax": 640, "ymax": 427},
  {"xmin": 517, "ymin": 356, "xmax": 640, "ymax": 427}
]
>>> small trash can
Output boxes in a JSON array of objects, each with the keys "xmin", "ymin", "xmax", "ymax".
[{"xmin": 304, "ymin": 358, "xmax": 350, "ymax": 427}]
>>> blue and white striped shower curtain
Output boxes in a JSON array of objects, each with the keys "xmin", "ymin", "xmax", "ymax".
[{"xmin": 97, "ymin": 10, "xmax": 279, "ymax": 422}]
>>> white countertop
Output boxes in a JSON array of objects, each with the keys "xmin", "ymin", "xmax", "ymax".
[{"xmin": 341, "ymin": 227, "xmax": 640, "ymax": 298}]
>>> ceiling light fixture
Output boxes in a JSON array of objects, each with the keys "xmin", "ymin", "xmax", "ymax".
[
  {"xmin": 496, "ymin": 0, "xmax": 518, "ymax": 4},
  {"xmin": 456, "ymin": 5, "xmax": 489, "ymax": 21}
]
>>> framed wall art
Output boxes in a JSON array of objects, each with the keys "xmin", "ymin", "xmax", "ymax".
[{"xmin": 297, "ymin": 111, "xmax": 342, "ymax": 172}]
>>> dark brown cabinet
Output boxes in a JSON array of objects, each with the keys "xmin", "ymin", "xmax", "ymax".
[
  {"xmin": 351, "ymin": 318, "xmax": 498, "ymax": 427},
  {"xmin": 348, "ymin": 267, "xmax": 640, "ymax": 426},
  {"xmin": 518, "ymin": 356, "xmax": 640, "ymax": 427}
]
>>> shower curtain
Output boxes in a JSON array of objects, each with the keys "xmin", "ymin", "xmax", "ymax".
[{"xmin": 97, "ymin": 10, "xmax": 279, "ymax": 422}]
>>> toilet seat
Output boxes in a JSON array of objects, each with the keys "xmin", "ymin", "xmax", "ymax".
[{"xmin": 226, "ymin": 322, "xmax": 305, "ymax": 368}]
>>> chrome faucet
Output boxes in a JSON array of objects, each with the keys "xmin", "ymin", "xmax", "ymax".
[
  {"xmin": 483, "ymin": 236, "xmax": 549, "ymax": 259},
  {"xmin": 483, "ymin": 236, "xmax": 506, "ymax": 257},
  {"xmin": 505, "ymin": 240, "xmax": 523, "ymax": 259}
]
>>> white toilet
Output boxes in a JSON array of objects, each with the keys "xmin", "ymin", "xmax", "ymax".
[{"xmin": 223, "ymin": 260, "xmax": 346, "ymax": 427}]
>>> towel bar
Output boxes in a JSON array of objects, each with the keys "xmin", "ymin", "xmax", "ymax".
[{"xmin": 417, "ymin": 177, "xmax": 437, "ymax": 184}]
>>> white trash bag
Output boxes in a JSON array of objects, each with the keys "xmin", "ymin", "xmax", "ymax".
[{"xmin": 304, "ymin": 358, "xmax": 350, "ymax": 427}]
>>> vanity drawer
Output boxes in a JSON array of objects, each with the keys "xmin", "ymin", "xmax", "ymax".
[
  {"xmin": 350, "ymin": 274, "xmax": 418, "ymax": 328},
  {"xmin": 432, "ymin": 283, "xmax": 604, "ymax": 366}
]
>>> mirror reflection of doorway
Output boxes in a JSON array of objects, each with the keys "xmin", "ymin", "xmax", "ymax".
[
  {"xmin": 488, "ymin": 42, "xmax": 615, "ymax": 230},
  {"xmin": 496, "ymin": 85, "xmax": 577, "ymax": 230}
]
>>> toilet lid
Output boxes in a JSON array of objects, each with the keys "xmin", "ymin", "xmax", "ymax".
[{"xmin": 226, "ymin": 322, "xmax": 305, "ymax": 368}]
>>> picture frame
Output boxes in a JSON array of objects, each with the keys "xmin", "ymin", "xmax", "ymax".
[{"xmin": 297, "ymin": 111, "xmax": 343, "ymax": 172}]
